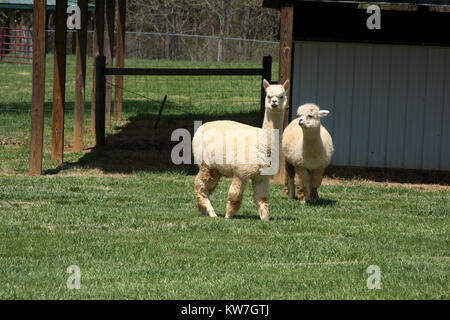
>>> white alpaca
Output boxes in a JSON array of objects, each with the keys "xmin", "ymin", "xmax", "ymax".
[
  {"xmin": 282, "ymin": 103, "xmax": 334, "ymax": 202},
  {"xmin": 192, "ymin": 79, "xmax": 289, "ymax": 221}
]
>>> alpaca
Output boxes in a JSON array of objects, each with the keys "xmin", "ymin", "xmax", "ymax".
[
  {"xmin": 192, "ymin": 79, "xmax": 289, "ymax": 221},
  {"xmin": 282, "ymin": 103, "xmax": 334, "ymax": 203}
]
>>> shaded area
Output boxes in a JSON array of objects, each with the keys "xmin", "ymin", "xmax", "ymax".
[
  {"xmin": 43, "ymin": 98, "xmax": 450, "ymax": 187},
  {"xmin": 306, "ymin": 198, "xmax": 338, "ymax": 207},
  {"xmin": 49, "ymin": 99, "xmax": 261, "ymax": 175},
  {"xmin": 325, "ymin": 166, "xmax": 450, "ymax": 187}
]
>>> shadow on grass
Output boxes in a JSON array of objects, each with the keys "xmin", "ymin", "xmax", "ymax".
[
  {"xmin": 231, "ymin": 214, "xmax": 262, "ymax": 221},
  {"xmin": 281, "ymin": 197, "xmax": 337, "ymax": 207},
  {"xmin": 45, "ymin": 99, "xmax": 261, "ymax": 176},
  {"xmin": 325, "ymin": 166, "xmax": 450, "ymax": 186},
  {"xmin": 39, "ymin": 98, "xmax": 450, "ymax": 187},
  {"xmin": 305, "ymin": 198, "xmax": 337, "ymax": 207}
]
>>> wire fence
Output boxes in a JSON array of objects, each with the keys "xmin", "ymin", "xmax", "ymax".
[
  {"xmin": 44, "ymin": 30, "xmax": 279, "ymax": 62},
  {"xmin": 0, "ymin": 30, "xmax": 277, "ymax": 172},
  {"xmin": 0, "ymin": 53, "xmax": 96, "ymax": 149}
]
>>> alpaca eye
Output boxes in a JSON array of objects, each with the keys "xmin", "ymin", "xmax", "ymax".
[{"xmin": 308, "ymin": 115, "xmax": 313, "ymax": 119}]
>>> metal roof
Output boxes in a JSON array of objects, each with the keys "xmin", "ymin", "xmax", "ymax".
[{"xmin": 263, "ymin": 0, "xmax": 450, "ymax": 9}]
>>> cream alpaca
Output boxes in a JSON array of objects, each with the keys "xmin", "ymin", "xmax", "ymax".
[
  {"xmin": 282, "ymin": 103, "xmax": 334, "ymax": 202},
  {"xmin": 192, "ymin": 79, "xmax": 289, "ymax": 221}
]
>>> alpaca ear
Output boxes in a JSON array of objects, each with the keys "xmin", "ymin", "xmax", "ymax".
[
  {"xmin": 318, "ymin": 110, "xmax": 330, "ymax": 117},
  {"xmin": 282, "ymin": 80, "xmax": 290, "ymax": 92},
  {"xmin": 263, "ymin": 79, "xmax": 270, "ymax": 89}
]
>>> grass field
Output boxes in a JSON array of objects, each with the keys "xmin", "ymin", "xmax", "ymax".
[{"xmin": 0, "ymin": 56, "xmax": 449, "ymax": 299}]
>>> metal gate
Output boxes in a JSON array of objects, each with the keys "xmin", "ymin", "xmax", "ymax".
[{"xmin": 0, "ymin": 27, "xmax": 33, "ymax": 64}]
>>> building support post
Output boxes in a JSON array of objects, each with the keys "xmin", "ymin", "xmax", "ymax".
[{"xmin": 272, "ymin": 0, "xmax": 293, "ymax": 184}]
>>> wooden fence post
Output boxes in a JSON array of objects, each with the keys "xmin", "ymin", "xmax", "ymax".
[
  {"xmin": 73, "ymin": 0, "xmax": 88, "ymax": 151},
  {"xmin": 95, "ymin": 55, "xmax": 106, "ymax": 147},
  {"xmin": 29, "ymin": 0, "xmax": 46, "ymax": 175},
  {"xmin": 51, "ymin": 0, "xmax": 67, "ymax": 164},
  {"xmin": 260, "ymin": 55, "xmax": 272, "ymax": 127},
  {"xmin": 113, "ymin": 0, "xmax": 126, "ymax": 121},
  {"xmin": 104, "ymin": 0, "xmax": 115, "ymax": 129},
  {"xmin": 91, "ymin": 0, "xmax": 105, "ymax": 135}
]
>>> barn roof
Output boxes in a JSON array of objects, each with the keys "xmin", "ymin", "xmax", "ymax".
[
  {"xmin": 263, "ymin": 0, "xmax": 450, "ymax": 9},
  {"xmin": 265, "ymin": 0, "xmax": 450, "ymax": 45}
]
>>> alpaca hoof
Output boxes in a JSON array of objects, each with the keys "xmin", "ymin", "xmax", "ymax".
[
  {"xmin": 225, "ymin": 213, "xmax": 233, "ymax": 219},
  {"xmin": 310, "ymin": 188, "xmax": 319, "ymax": 202},
  {"xmin": 298, "ymin": 189, "xmax": 306, "ymax": 203},
  {"xmin": 260, "ymin": 214, "xmax": 270, "ymax": 221},
  {"xmin": 208, "ymin": 210, "xmax": 218, "ymax": 218}
]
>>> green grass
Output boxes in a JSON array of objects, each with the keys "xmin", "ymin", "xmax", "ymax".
[
  {"xmin": 0, "ymin": 172, "xmax": 448, "ymax": 299},
  {"xmin": 0, "ymin": 54, "xmax": 276, "ymax": 173},
  {"xmin": 0, "ymin": 56, "xmax": 449, "ymax": 299}
]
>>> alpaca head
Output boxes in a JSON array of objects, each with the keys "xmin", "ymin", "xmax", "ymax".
[
  {"xmin": 263, "ymin": 79, "xmax": 289, "ymax": 112},
  {"xmin": 297, "ymin": 103, "xmax": 329, "ymax": 129}
]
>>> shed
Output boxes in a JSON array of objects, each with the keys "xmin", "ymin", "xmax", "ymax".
[{"xmin": 264, "ymin": 0, "xmax": 450, "ymax": 172}]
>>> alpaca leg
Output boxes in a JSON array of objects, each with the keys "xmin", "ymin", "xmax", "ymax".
[
  {"xmin": 284, "ymin": 161, "xmax": 296, "ymax": 200},
  {"xmin": 295, "ymin": 167, "xmax": 311, "ymax": 203},
  {"xmin": 310, "ymin": 168, "xmax": 324, "ymax": 202},
  {"xmin": 195, "ymin": 165, "xmax": 221, "ymax": 218},
  {"xmin": 252, "ymin": 178, "xmax": 270, "ymax": 221},
  {"xmin": 225, "ymin": 177, "xmax": 247, "ymax": 219}
]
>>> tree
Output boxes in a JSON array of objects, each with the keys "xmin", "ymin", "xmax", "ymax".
[{"xmin": 204, "ymin": 0, "xmax": 240, "ymax": 62}]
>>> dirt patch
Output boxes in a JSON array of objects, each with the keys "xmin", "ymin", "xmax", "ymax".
[
  {"xmin": 322, "ymin": 167, "xmax": 450, "ymax": 191},
  {"xmin": 322, "ymin": 177, "xmax": 450, "ymax": 191}
]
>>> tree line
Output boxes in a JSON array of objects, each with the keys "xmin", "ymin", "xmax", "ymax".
[
  {"xmin": 127, "ymin": 0, "xmax": 280, "ymax": 61},
  {"xmin": 0, "ymin": 0, "xmax": 280, "ymax": 62}
]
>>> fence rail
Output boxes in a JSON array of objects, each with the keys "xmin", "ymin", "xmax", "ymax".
[
  {"xmin": 94, "ymin": 55, "xmax": 273, "ymax": 146},
  {"xmin": 105, "ymin": 67, "xmax": 267, "ymax": 76}
]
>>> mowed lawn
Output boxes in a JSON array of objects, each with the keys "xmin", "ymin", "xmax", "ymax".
[
  {"xmin": 0, "ymin": 172, "xmax": 448, "ymax": 299},
  {"xmin": 0, "ymin": 56, "xmax": 449, "ymax": 299}
]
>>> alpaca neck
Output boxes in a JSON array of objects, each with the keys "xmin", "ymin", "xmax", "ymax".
[
  {"xmin": 302, "ymin": 126, "xmax": 322, "ymax": 156},
  {"xmin": 262, "ymin": 108, "xmax": 285, "ymax": 131},
  {"xmin": 302, "ymin": 126, "xmax": 321, "ymax": 143},
  {"xmin": 262, "ymin": 108, "xmax": 285, "ymax": 163}
]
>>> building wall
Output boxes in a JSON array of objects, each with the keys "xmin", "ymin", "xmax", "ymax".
[{"xmin": 291, "ymin": 41, "xmax": 450, "ymax": 171}]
